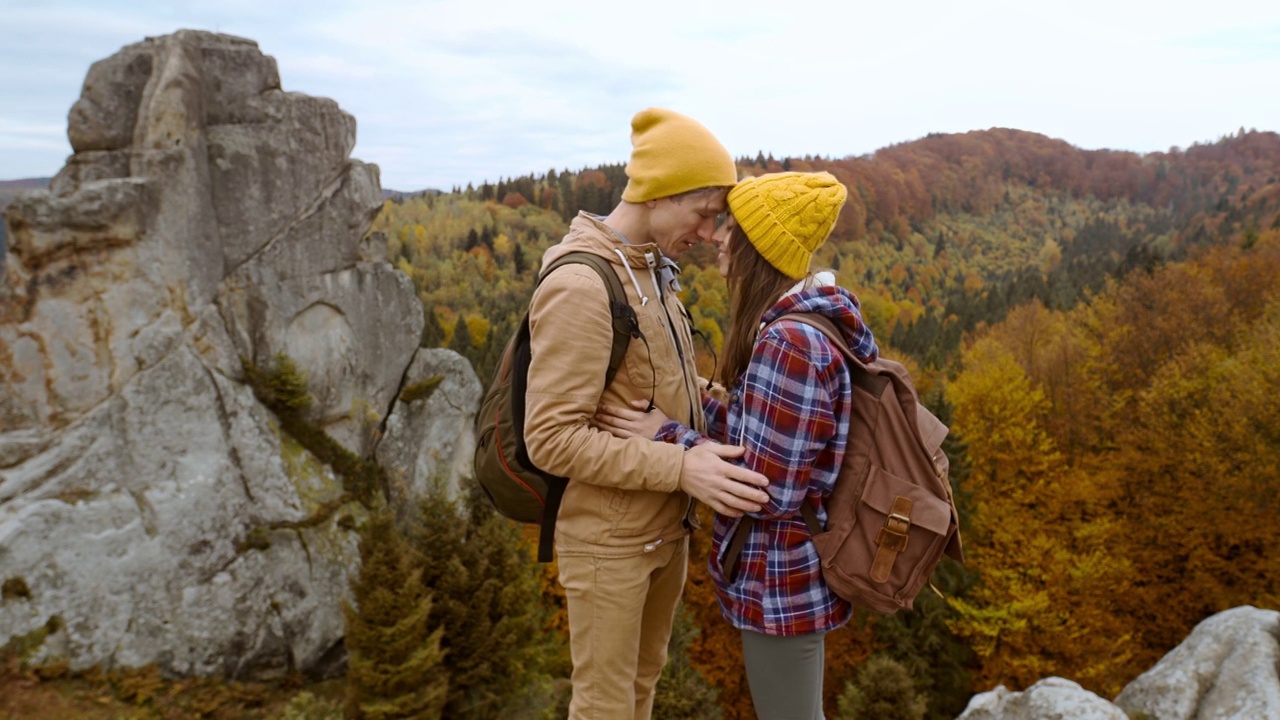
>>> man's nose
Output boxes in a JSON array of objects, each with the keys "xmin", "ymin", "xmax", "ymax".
[{"xmin": 697, "ymin": 217, "xmax": 717, "ymax": 242}]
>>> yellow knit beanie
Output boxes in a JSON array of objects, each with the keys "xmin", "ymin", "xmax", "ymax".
[
  {"xmin": 620, "ymin": 108, "xmax": 737, "ymax": 202},
  {"xmin": 727, "ymin": 171, "xmax": 848, "ymax": 279}
]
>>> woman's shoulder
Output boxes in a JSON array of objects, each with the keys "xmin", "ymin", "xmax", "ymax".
[
  {"xmin": 760, "ymin": 314, "xmax": 841, "ymax": 352},
  {"xmin": 753, "ymin": 319, "xmax": 847, "ymax": 380}
]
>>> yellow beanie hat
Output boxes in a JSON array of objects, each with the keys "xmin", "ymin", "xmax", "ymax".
[
  {"xmin": 620, "ymin": 108, "xmax": 737, "ymax": 202},
  {"xmin": 728, "ymin": 171, "xmax": 848, "ymax": 279}
]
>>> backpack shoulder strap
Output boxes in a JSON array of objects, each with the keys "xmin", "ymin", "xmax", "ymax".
[
  {"xmin": 773, "ymin": 313, "xmax": 886, "ymax": 396},
  {"xmin": 523, "ymin": 252, "xmax": 636, "ymax": 563},
  {"xmin": 723, "ymin": 312, "xmax": 866, "ymax": 578},
  {"xmin": 777, "ymin": 312, "xmax": 934, "ymax": 450},
  {"xmin": 540, "ymin": 251, "xmax": 635, "ymax": 388},
  {"xmin": 767, "ymin": 312, "xmax": 876, "ymax": 536}
]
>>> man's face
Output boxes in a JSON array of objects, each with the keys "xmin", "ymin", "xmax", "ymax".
[{"xmin": 648, "ymin": 189, "xmax": 728, "ymax": 259}]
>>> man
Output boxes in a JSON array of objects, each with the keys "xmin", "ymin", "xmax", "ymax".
[{"xmin": 523, "ymin": 108, "xmax": 771, "ymax": 720}]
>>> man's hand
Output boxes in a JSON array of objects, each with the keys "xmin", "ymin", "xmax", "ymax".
[
  {"xmin": 679, "ymin": 443, "xmax": 770, "ymax": 517},
  {"xmin": 593, "ymin": 399, "xmax": 668, "ymax": 440}
]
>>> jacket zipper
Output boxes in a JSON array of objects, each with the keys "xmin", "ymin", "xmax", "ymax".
[
  {"xmin": 647, "ymin": 252, "xmax": 698, "ymax": 426},
  {"xmin": 648, "ymin": 252, "xmax": 701, "ymax": 531}
]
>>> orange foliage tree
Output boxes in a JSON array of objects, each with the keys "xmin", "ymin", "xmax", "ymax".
[{"xmin": 946, "ymin": 237, "xmax": 1280, "ymax": 696}]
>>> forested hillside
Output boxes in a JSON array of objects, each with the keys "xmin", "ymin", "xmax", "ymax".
[
  {"xmin": 947, "ymin": 240, "xmax": 1280, "ymax": 696},
  {"xmin": 371, "ymin": 129, "xmax": 1280, "ymax": 718}
]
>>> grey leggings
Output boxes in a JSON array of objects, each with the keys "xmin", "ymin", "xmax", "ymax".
[{"xmin": 740, "ymin": 629, "xmax": 827, "ymax": 720}]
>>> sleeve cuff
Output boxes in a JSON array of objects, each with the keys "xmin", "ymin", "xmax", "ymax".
[{"xmin": 656, "ymin": 419, "xmax": 705, "ymax": 449}]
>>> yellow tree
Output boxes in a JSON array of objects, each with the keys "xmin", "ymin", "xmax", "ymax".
[
  {"xmin": 946, "ymin": 337, "xmax": 1135, "ymax": 693},
  {"xmin": 946, "ymin": 338, "xmax": 1062, "ymax": 687},
  {"xmin": 1110, "ymin": 299, "xmax": 1280, "ymax": 664}
]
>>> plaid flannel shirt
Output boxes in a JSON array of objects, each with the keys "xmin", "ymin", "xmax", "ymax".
[{"xmin": 658, "ymin": 284, "xmax": 878, "ymax": 636}]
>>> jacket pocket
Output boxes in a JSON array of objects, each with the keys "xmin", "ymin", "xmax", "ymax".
[
  {"xmin": 811, "ymin": 464, "xmax": 952, "ymax": 613},
  {"xmin": 605, "ymin": 487, "xmax": 633, "ymax": 517}
]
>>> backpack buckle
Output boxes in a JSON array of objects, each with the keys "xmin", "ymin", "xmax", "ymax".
[
  {"xmin": 886, "ymin": 511, "xmax": 911, "ymax": 533},
  {"xmin": 877, "ymin": 511, "xmax": 911, "ymax": 552}
]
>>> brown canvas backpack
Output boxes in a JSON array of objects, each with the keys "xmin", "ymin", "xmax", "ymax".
[{"xmin": 723, "ymin": 313, "xmax": 964, "ymax": 613}]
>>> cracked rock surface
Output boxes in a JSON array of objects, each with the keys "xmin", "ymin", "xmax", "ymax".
[{"xmin": 0, "ymin": 30, "xmax": 479, "ymax": 678}]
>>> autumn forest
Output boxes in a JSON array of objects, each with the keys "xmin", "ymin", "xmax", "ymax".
[{"xmin": 370, "ymin": 128, "xmax": 1280, "ymax": 718}]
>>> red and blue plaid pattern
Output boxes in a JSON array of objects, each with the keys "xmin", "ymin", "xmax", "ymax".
[{"xmin": 658, "ymin": 285, "xmax": 877, "ymax": 636}]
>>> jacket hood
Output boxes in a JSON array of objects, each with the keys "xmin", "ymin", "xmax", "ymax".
[
  {"xmin": 543, "ymin": 212, "xmax": 684, "ymax": 297},
  {"xmin": 761, "ymin": 274, "xmax": 879, "ymax": 362},
  {"xmin": 543, "ymin": 212, "xmax": 678, "ymax": 273}
]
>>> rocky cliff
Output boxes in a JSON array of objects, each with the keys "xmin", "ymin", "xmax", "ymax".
[{"xmin": 0, "ymin": 30, "xmax": 479, "ymax": 679}]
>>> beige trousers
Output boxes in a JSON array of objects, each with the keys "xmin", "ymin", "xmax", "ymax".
[{"xmin": 557, "ymin": 536, "xmax": 688, "ymax": 720}]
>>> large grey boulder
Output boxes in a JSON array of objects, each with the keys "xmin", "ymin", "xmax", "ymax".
[
  {"xmin": 957, "ymin": 677, "xmax": 1128, "ymax": 720},
  {"xmin": 0, "ymin": 30, "xmax": 474, "ymax": 679},
  {"xmin": 1115, "ymin": 606, "xmax": 1280, "ymax": 720},
  {"xmin": 377, "ymin": 348, "xmax": 482, "ymax": 509}
]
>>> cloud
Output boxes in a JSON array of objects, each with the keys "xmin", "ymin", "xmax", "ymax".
[{"xmin": 2, "ymin": 0, "xmax": 1279, "ymax": 189}]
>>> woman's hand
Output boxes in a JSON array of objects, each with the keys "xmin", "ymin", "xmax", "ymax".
[{"xmin": 593, "ymin": 399, "xmax": 670, "ymax": 440}]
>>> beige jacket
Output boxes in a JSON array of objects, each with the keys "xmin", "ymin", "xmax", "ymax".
[{"xmin": 524, "ymin": 213, "xmax": 706, "ymax": 557}]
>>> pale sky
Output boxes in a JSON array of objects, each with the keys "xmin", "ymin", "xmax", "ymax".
[{"xmin": 2, "ymin": 0, "xmax": 1279, "ymax": 192}]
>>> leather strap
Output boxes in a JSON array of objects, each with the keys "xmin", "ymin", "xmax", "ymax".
[
  {"xmin": 722, "ymin": 501, "xmax": 825, "ymax": 582},
  {"xmin": 722, "ymin": 517, "xmax": 753, "ymax": 583},
  {"xmin": 871, "ymin": 496, "xmax": 913, "ymax": 583}
]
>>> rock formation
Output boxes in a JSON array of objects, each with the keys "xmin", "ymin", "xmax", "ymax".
[
  {"xmin": 0, "ymin": 30, "xmax": 479, "ymax": 678},
  {"xmin": 958, "ymin": 606, "xmax": 1280, "ymax": 720},
  {"xmin": 956, "ymin": 677, "xmax": 1127, "ymax": 720},
  {"xmin": 1115, "ymin": 606, "xmax": 1280, "ymax": 720}
]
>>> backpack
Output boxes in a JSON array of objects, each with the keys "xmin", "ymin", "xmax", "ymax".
[
  {"xmin": 472, "ymin": 251, "xmax": 639, "ymax": 562},
  {"xmin": 722, "ymin": 313, "xmax": 964, "ymax": 613}
]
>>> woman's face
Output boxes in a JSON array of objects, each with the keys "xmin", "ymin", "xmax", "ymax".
[{"xmin": 712, "ymin": 212, "xmax": 738, "ymax": 277}]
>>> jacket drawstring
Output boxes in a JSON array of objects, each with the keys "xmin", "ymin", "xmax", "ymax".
[
  {"xmin": 611, "ymin": 247, "xmax": 657, "ymax": 410},
  {"xmin": 613, "ymin": 248, "xmax": 650, "ymax": 306},
  {"xmin": 644, "ymin": 251, "xmax": 660, "ymax": 293}
]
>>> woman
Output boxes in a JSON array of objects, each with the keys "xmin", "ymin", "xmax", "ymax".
[{"xmin": 594, "ymin": 171, "xmax": 878, "ymax": 719}]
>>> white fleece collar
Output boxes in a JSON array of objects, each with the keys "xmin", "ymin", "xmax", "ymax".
[{"xmin": 782, "ymin": 270, "xmax": 836, "ymax": 299}]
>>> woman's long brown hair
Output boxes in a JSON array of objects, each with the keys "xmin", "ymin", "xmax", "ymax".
[{"xmin": 719, "ymin": 224, "xmax": 796, "ymax": 387}]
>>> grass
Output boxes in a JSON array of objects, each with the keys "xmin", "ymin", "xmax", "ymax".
[{"xmin": 0, "ymin": 652, "xmax": 346, "ymax": 720}]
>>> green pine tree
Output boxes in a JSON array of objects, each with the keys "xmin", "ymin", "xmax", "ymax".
[
  {"xmin": 652, "ymin": 603, "xmax": 723, "ymax": 720},
  {"xmin": 513, "ymin": 241, "xmax": 528, "ymax": 275},
  {"xmin": 869, "ymin": 414, "xmax": 978, "ymax": 720},
  {"xmin": 473, "ymin": 317, "xmax": 512, "ymax": 385},
  {"xmin": 449, "ymin": 315, "xmax": 474, "ymax": 356},
  {"xmin": 421, "ymin": 306, "xmax": 445, "ymax": 348},
  {"xmin": 343, "ymin": 511, "xmax": 448, "ymax": 720},
  {"xmin": 833, "ymin": 654, "xmax": 927, "ymax": 720},
  {"xmin": 407, "ymin": 481, "xmax": 566, "ymax": 719},
  {"xmin": 870, "ymin": 581, "xmax": 975, "ymax": 720}
]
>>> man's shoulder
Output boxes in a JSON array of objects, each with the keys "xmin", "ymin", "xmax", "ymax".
[
  {"xmin": 537, "ymin": 256, "xmax": 615, "ymax": 293},
  {"xmin": 529, "ymin": 256, "xmax": 617, "ymax": 322}
]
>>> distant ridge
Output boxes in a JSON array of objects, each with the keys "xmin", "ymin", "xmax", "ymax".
[
  {"xmin": 0, "ymin": 176, "xmax": 51, "ymax": 201},
  {"xmin": 383, "ymin": 187, "xmax": 441, "ymax": 201}
]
